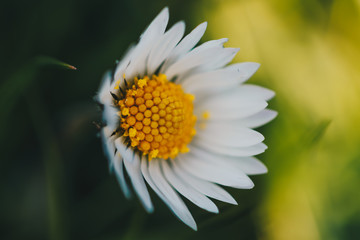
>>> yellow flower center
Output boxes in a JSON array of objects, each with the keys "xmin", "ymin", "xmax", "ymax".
[{"xmin": 117, "ymin": 74, "xmax": 196, "ymax": 160}]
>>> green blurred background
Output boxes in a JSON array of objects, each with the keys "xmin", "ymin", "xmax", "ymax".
[{"xmin": 1, "ymin": 0, "xmax": 360, "ymax": 239}]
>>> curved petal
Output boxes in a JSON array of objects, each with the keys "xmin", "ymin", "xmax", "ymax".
[
  {"xmin": 103, "ymin": 105, "xmax": 119, "ymax": 131},
  {"xmin": 171, "ymin": 159, "xmax": 237, "ymax": 205},
  {"xmin": 230, "ymin": 157, "xmax": 268, "ymax": 175},
  {"xmin": 181, "ymin": 62, "xmax": 260, "ymax": 95},
  {"xmin": 123, "ymin": 153, "xmax": 153, "ymax": 212},
  {"xmin": 161, "ymin": 22, "xmax": 207, "ymax": 71},
  {"xmin": 113, "ymin": 153, "xmax": 132, "ymax": 199},
  {"xmin": 194, "ymin": 140, "xmax": 268, "ymax": 157},
  {"xmin": 196, "ymin": 100, "xmax": 268, "ymax": 121},
  {"xmin": 139, "ymin": 7, "xmax": 169, "ymax": 41},
  {"xmin": 164, "ymin": 38, "xmax": 228, "ymax": 80},
  {"xmin": 161, "ymin": 160, "xmax": 218, "ymax": 213},
  {"xmin": 195, "ymin": 87, "xmax": 268, "ymax": 120},
  {"xmin": 114, "ymin": 138, "xmax": 135, "ymax": 163},
  {"xmin": 147, "ymin": 159, "xmax": 197, "ymax": 230},
  {"xmin": 225, "ymin": 62, "xmax": 261, "ymax": 83},
  {"xmin": 124, "ymin": 7, "xmax": 169, "ymax": 79},
  {"xmin": 147, "ymin": 21, "xmax": 185, "ymax": 75},
  {"xmin": 196, "ymin": 123, "xmax": 264, "ymax": 148},
  {"xmin": 190, "ymin": 147, "xmax": 268, "ymax": 175},
  {"xmin": 222, "ymin": 109, "xmax": 278, "ymax": 129},
  {"xmin": 197, "ymin": 48, "xmax": 239, "ymax": 72},
  {"xmin": 164, "ymin": 47, "xmax": 227, "ymax": 80},
  {"xmin": 239, "ymin": 84, "xmax": 275, "ymax": 101},
  {"xmin": 100, "ymin": 126, "xmax": 117, "ymax": 171},
  {"xmin": 97, "ymin": 71, "xmax": 112, "ymax": 105},
  {"xmin": 194, "ymin": 38, "xmax": 228, "ymax": 51},
  {"xmin": 176, "ymin": 153, "xmax": 254, "ymax": 189},
  {"xmin": 113, "ymin": 45, "xmax": 135, "ymax": 85}
]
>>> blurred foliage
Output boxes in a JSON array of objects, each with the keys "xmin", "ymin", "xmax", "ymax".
[{"xmin": 1, "ymin": 0, "xmax": 359, "ymax": 239}]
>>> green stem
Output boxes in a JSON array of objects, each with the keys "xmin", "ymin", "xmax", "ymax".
[
  {"xmin": 27, "ymin": 92, "xmax": 68, "ymax": 240},
  {"xmin": 123, "ymin": 207, "xmax": 146, "ymax": 240}
]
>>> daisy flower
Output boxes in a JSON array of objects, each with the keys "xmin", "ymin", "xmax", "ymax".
[{"xmin": 97, "ymin": 7, "xmax": 276, "ymax": 230}]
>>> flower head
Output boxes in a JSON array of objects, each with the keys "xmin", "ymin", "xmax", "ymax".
[{"xmin": 97, "ymin": 7, "xmax": 276, "ymax": 230}]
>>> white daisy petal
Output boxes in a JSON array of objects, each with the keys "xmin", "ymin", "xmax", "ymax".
[
  {"xmin": 196, "ymin": 99, "xmax": 268, "ymax": 120},
  {"xmin": 139, "ymin": 7, "xmax": 169, "ymax": 41},
  {"xmin": 164, "ymin": 38, "xmax": 228, "ymax": 79},
  {"xmin": 161, "ymin": 160, "xmax": 219, "ymax": 213},
  {"xmin": 195, "ymin": 87, "xmax": 268, "ymax": 120},
  {"xmin": 147, "ymin": 21, "xmax": 185, "ymax": 75},
  {"xmin": 123, "ymin": 153, "xmax": 153, "ymax": 212},
  {"xmin": 194, "ymin": 38, "xmax": 228, "ymax": 51},
  {"xmin": 165, "ymin": 47, "xmax": 227, "ymax": 80},
  {"xmin": 195, "ymin": 140, "xmax": 268, "ymax": 157},
  {"xmin": 100, "ymin": 126, "xmax": 117, "ymax": 171},
  {"xmin": 231, "ymin": 157, "xmax": 268, "ymax": 175},
  {"xmin": 114, "ymin": 138, "xmax": 135, "ymax": 163},
  {"xmin": 103, "ymin": 105, "xmax": 119, "ymax": 131},
  {"xmin": 182, "ymin": 62, "xmax": 261, "ymax": 95},
  {"xmin": 226, "ymin": 62, "xmax": 261, "ymax": 83},
  {"xmin": 177, "ymin": 153, "xmax": 254, "ymax": 189},
  {"xmin": 198, "ymin": 47, "xmax": 239, "ymax": 71},
  {"xmin": 123, "ymin": 42, "xmax": 151, "ymax": 80},
  {"xmin": 124, "ymin": 7, "xmax": 169, "ymax": 79},
  {"xmin": 114, "ymin": 45, "xmax": 135, "ymax": 84},
  {"xmin": 196, "ymin": 123, "xmax": 264, "ymax": 147},
  {"xmin": 140, "ymin": 159, "xmax": 164, "ymax": 203},
  {"xmin": 231, "ymin": 109, "xmax": 278, "ymax": 129},
  {"xmin": 190, "ymin": 147, "xmax": 267, "ymax": 175},
  {"xmin": 161, "ymin": 22, "xmax": 207, "ymax": 71},
  {"xmin": 147, "ymin": 159, "xmax": 197, "ymax": 230},
  {"xmin": 113, "ymin": 152, "xmax": 132, "ymax": 199},
  {"xmin": 97, "ymin": 71, "xmax": 112, "ymax": 105},
  {"xmin": 239, "ymin": 84, "xmax": 276, "ymax": 101},
  {"xmin": 171, "ymin": 159, "xmax": 237, "ymax": 204},
  {"xmin": 181, "ymin": 68, "xmax": 241, "ymax": 95},
  {"xmin": 170, "ymin": 38, "xmax": 230, "ymax": 84},
  {"xmin": 141, "ymin": 158, "xmax": 197, "ymax": 230}
]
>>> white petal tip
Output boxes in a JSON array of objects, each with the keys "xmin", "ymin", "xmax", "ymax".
[
  {"xmin": 159, "ymin": 7, "xmax": 169, "ymax": 17},
  {"xmin": 200, "ymin": 21, "xmax": 208, "ymax": 27},
  {"xmin": 145, "ymin": 205, "xmax": 154, "ymax": 213},
  {"xmin": 210, "ymin": 207, "xmax": 219, "ymax": 214},
  {"xmin": 181, "ymin": 217, "xmax": 197, "ymax": 231},
  {"xmin": 123, "ymin": 191, "xmax": 132, "ymax": 199},
  {"xmin": 266, "ymin": 90, "xmax": 276, "ymax": 100},
  {"xmin": 247, "ymin": 182, "xmax": 255, "ymax": 189},
  {"xmin": 252, "ymin": 62, "xmax": 261, "ymax": 69},
  {"xmin": 160, "ymin": 8, "xmax": 170, "ymax": 23},
  {"xmin": 204, "ymin": 202, "xmax": 219, "ymax": 213},
  {"xmin": 225, "ymin": 195, "xmax": 238, "ymax": 205},
  {"xmin": 264, "ymin": 109, "xmax": 278, "ymax": 123},
  {"xmin": 190, "ymin": 224, "xmax": 198, "ymax": 231},
  {"xmin": 234, "ymin": 179, "xmax": 255, "ymax": 189}
]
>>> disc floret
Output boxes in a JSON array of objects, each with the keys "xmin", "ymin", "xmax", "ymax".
[{"xmin": 116, "ymin": 74, "xmax": 196, "ymax": 160}]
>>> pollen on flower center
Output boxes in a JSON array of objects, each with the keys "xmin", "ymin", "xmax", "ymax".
[{"xmin": 117, "ymin": 74, "xmax": 196, "ymax": 160}]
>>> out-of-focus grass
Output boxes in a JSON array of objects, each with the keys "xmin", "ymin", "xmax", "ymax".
[
  {"xmin": 200, "ymin": 0, "xmax": 360, "ymax": 239},
  {"xmin": 0, "ymin": 57, "xmax": 76, "ymax": 240}
]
